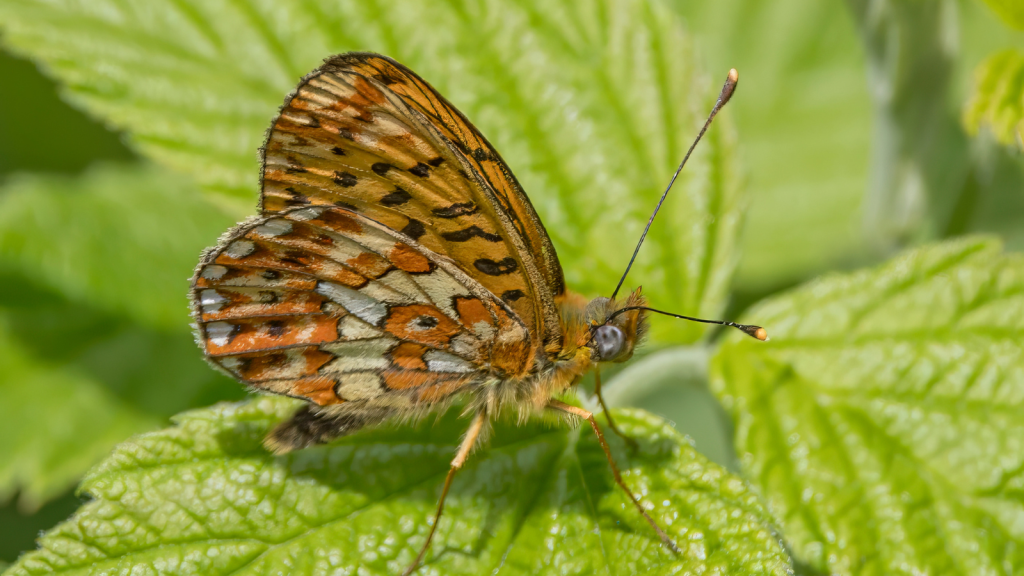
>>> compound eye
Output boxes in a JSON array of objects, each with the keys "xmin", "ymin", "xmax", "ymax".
[{"xmin": 594, "ymin": 325, "xmax": 625, "ymax": 362}]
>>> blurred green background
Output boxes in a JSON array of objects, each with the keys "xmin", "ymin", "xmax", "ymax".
[{"xmin": 1, "ymin": 0, "xmax": 1022, "ymax": 566}]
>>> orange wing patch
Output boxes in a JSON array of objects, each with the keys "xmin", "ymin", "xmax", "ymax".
[
  {"xmin": 259, "ymin": 53, "xmax": 565, "ymax": 361},
  {"xmin": 190, "ymin": 206, "xmax": 533, "ymax": 408}
]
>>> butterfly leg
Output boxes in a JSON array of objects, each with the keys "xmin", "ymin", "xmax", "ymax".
[
  {"xmin": 546, "ymin": 399, "xmax": 681, "ymax": 554},
  {"xmin": 402, "ymin": 408, "xmax": 488, "ymax": 576},
  {"xmin": 592, "ymin": 367, "xmax": 639, "ymax": 454}
]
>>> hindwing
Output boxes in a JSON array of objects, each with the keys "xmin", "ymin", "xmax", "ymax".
[
  {"xmin": 189, "ymin": 206, "xmax": 532, "ymax": 408},
  {"xmin": 259, "ymin": 52, "xmax": 565, "ymax": 357}
]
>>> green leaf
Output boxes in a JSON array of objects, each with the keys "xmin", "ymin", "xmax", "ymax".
[
  {"xmin": 710, "ymin": 236, "xmax": 1024, "ymax": 575},
  {"xmin": 0, "ymin": 49, "xmax": 134, "ymax": 177},
  {"xmin": 0, "ymin": 163, "xmax": 236, "ymax": 330},
  {"xmin": 846, "ymin": 0, "xmax": 961, "ymax": 250},
  {"xmin": 671, "ymin": 0, "xmax": 874, "ymax": 289},
  {"xmin": 964, "ymin": 49, "xmax": 1024, "ymax": 148},
  {"xmin": 981, "ymin": 0, "xmax": 1024, "ymax": 31},
  {"xmin": 599, "ymin": 346, "xmax": 739, "ymax": 471},
  {"xmin": 0, "ymin": 0, "xmax": 743, "ymax": 343},
  {"xmin": 5, "ymin": 398, "xmax": 792, "ymax": 575},
  {"xmin": 0, "ymin": 165, "xmax": 245, "ymax": 509},
  {"xmin": 0, "ymin": 318, "xmax": 157, "ymax": 512}
]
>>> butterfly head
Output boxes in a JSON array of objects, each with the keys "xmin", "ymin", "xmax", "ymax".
[{"xmin": 586, "ymin": 287, "xmax": 649, "ymax": 363}]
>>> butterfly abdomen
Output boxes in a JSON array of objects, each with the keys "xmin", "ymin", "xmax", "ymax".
[{"xmin": 264, "ymin": 402, "xmax": 393, "ymax": 454}]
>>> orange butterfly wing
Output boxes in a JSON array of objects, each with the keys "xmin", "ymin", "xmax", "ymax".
[
  {"xmin": 190, "ymin": 206, "xmax": 531, "ymax": 407},
  {"xmin": 259, "ymin": 52, "xmax": 565, "ymax": 357}
]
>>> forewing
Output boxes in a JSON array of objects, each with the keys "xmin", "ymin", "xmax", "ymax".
[
  {"xmin": 260, "ymin": 52, "xmax": 564, "ymax": 356},
  {"xmin": 190, "ymin": 206, "xmax": 531, "ymax": 408}
]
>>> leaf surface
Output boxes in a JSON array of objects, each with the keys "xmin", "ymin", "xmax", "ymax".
[
  {"xmin": 964, "ymin": 49, "xmax": 1024, "ymax": 148},
  {"xmin": 711, "ymin": 237, "xmax": 1024, "ymax": 575},
  {"xmin": 0, "ymin": 164, "xmax": 236, "ymax": 330},
  {"xmin": 0, "ymin": 165, "xmax": 243, "ymax": 509},
  {"xmin": 4, "ymin": 399, "xmax": 792, "ymax": 576},
  {"xmin": 0, "ymin": 0, "xmax": 744, "ymax": 342},
  {"xmin": 0, "ymin": 320, "xmax": 157, "ymax": 512},
  {"xmin": 981, "ymin": 0, "xmax": 1024, "ymax": 30},
  {"xmin": 672, "ymin": 0, "xmax": 873, "ymax": 289}
]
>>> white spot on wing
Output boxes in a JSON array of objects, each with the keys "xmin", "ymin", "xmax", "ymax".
[
  {"xmin": 200, "ymin": 289, "xmax": 229, "ymax": 313},
  {"xmin": 336, "ymin": 315, "xmax": 383, "ymax": 340},
  {"xmin": 253, "ymin": 219, "xmax": 293, "ymax": 237},
  {"xmin": 321, "ymin": 338, "xmax": 396, "ymax": 374},
  {"xmin": 335, "ymin": 372, "xmax": 384, "ymax": 400},
  {"xmin": 201, "ymin": 265, "xmax": 228, "ymax": 280},
  {"xmin": 205, "ymin": 321, "xmax": 237, "ymax": 347},
  {"xmin": 377, "ymin": 269, "xmax": 431, "ymax": 304},
  {"xmin": 361, "ymin": 281, "xmax": 411, "ymax": 307},
  {"xmin": 225, "ymin": 240, "xmax": 255, "ymax": 259},
  {"xmin": 471, "ymin": 321, "xmax": 495, "ymax": 340},
  {"xmin": 450, "ymin": 333, "xmax": 481, "ymax": 359},
  {"xmin": 290, "ymin": 206, "xmax": 327, "ymax": 221},
  {"xmin": 415, "ymin": 268, "xmax": 470, "ymax": 320},
  {"xmin": 316, "ymin": 281, "xmax": 387, "ymax": 326},
  {"xmin": 424, "ymin": 349, "xmax": 475, "ymax": 373}
]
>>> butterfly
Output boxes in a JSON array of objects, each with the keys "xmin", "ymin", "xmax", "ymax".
[{"xmin": 189, "ymin": 52, "xmax": 763, "ymax": 575}]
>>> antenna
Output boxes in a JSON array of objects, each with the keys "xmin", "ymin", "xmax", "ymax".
[
  {"xmin": 610, "ymin": 68, "xmax": 740, "ymax": 299},
  {"xmin": 609, "ymin": 305, "xmax": 767, "ymax": 341}
]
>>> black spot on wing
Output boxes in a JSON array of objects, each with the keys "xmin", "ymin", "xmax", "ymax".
[
  {"xmin": 501, "ymin": 289, "xmax": 525, "ymax": 302},
  {"xmin": 432, "ymin": 202, "xmax": 478, "ymax": 218},
  {"xmin": 441, "ymin": 226, "xmax": 502, "ymax": 242},
  {"xmin": 285, "ymin": 166, "xmax": 307, "ymax": 174},
  {"xmin": 472, "ymin": 148, "xmax": 491, "ymax": 162},
  {"xmin": 409, "ymin": 162, "xmax": 430, "ymax": 177},
  {"xmin": 474, "ymin": 257, "xmax": 518, "ymax": 276},
  {"xmin": 267, "ymin": 320, "xmax": 287, "ymax": 337},
  {"xmin": 285, "ymin": 187, "xmax": 310, "ymax": 205},
  {"xmin": 428, "ymin": 157, "xmax": 445, "ymax": 167},
  {"xmin": 400, "ymin": 219, "xmax": 426, "ymax": 240},
  {"xmin": 334, "ymin": 171, "xmax": 358, "ymax": 187},
  {"xmin": 380, "ymin": 187, "xmax": 412, "ymax": 207},
  {"xmin": 371, "ymin": 162, "xmax": 394, "ymax": 176},
  {"xmin": 331, "ymin": 146, "xmax": 346, "ymax": 156},
  {"xmin": 266, "ymin": 352, "xmax": 288, "ymax": 366},
  {"xmin": 415, "ymin": 315, "xmax": 439, "ymax": 329},
  {"xmin": 281, "ymin": 250, "xmax": 311, "ymax": 268},
  {"xmin": 374, "ymin": 73, "xmax": 399, "ymax": 85},
  {"xmin": 338, "ymin": 127, "xmax": 355, "ymax": 141},
  {"xmin": 334, "ymin": 200, "xmax": 359, "ymax": 211},
  {"xmin": 262, "ymin": 270, "xmax": 281, "ymax": 280}
]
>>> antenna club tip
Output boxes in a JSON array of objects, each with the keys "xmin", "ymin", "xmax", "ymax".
[
  {"xmin": 719, "ymin": 68, "xmax": 739, "ymax": 105},
  {"xmin": 737, "ymin": 324, "xmax": 767, "ymax": 341}
]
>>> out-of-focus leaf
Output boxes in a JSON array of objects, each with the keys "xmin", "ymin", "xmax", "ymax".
[
  {"xmin": 711, "ymin": 236, "xmax": 1024, "ymax": 575},
  {"xmin": 0, "ymin": 319, "xmax": 157, "ymax": 512},
  {"xmin": 0, "ymin": 494, "xmax": 80, "ymax": 566},
  {"xmin": 5, "ymin": 398, "xmax": 792, "ymax": 575},
  {"xmin": 964, "ymin": 49, "xmax": 1024, "ymax": 148},
  {"xmin": 847, "ymin": 0, "xmax": 960, "ymax": 250},
  {"xmin": 981, "ymin": 0, "xmax": 1024, "ymax": 31},
  {"xmin": 0, "ymin": 166, "xmax": 246, "ymax": 510},
  {"xmin": 672, "ymin": 0, "xmax": 874, "ymax": 289},
  {"xmin": 0, "ymin": 50, "xmax": 133, "ymax": 177},
  {"xmin": 0, "ymin": 281, "xmax": 242, "ymax": 417},
  {"xmin": 0, "ymin": 164, "xmax": 236, "ymax": 330},
  {"xmin": 0, "ymin": 0, "xmax": 744, "ymax": 343}
]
